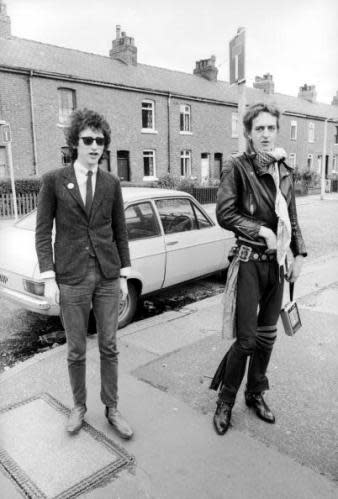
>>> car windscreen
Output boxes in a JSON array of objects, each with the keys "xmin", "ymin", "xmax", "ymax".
[{"xmin": 15, "ymin": 211, "xmax": 37, "ymax": 231}]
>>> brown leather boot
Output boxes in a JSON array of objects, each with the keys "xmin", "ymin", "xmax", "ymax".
[{"xmin": 105, "ymin": 406, "xmax": 134, "ymax": 439}]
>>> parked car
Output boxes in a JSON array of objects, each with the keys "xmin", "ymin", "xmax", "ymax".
[{"xmin": 0, "ymin": 188, "xmax": 234, "ymax": 328}]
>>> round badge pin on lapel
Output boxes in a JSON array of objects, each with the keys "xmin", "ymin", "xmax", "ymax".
[{"xmin": 67, "ymin": 183, "xmax": 74, "ymax": 189}]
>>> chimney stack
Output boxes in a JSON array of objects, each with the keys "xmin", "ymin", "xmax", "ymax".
[
  {"xmin": 331, "ymin": 91, "xmax": 338, "ymax": 106},
  {"xmin": 193, "ymin": 55, "xmax": 218, "ymax": 82},
  {"xmin": 0, "ymin": 0, "xmax": 11, "ymax": 38},
  {"xmin": 298, "ymin": 84, "xmax": 317, "ymax": 103},
  {"xmin": 110, "ymin": 25, "xmax": 137, "ymax": 65},
  {"xmin": 253, "ymin": 73, "xmax": 274, "ymax": 94}
]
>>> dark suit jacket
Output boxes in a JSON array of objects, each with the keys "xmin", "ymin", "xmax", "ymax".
[{"xmin": 35, "ymin": 165, "xmax": 131, "ymax": 285}]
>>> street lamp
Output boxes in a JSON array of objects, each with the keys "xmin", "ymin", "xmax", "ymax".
[{"xmin": 0, "ymin": 120, "xmax": 18, "ymax": 220}]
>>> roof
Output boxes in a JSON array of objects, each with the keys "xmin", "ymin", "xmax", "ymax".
[
  {"xmin": 122, "ymin": 187, "xmax": 191, "ymax": 202},
  {"xmin": 1, "ymin": 36, "xmax": 337, "ymax": 121}
]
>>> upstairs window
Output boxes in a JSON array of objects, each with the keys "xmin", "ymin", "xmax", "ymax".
[
  {"xmin": 308, "ymin": 122, "xmax": 315, "ymax": 143},
  {"xmin": 290, "ymin": 120, "xmax": 297, "ymax": 140},
  {"xmin": 180, "ymin": 104, "xmax": 191, "ymax": 132},
  {"xmin": 231, "ymin": 112, "xmax": 239, "ymax": 138},
  {"xmin": 58, "ymin": 88, "xmax": 76, "ymax": 125},
  {"xmin": 180, "ymin": 150, "xmax": 192, "ymax": 177},
  {"xmin": 142, "ymin": 100, "xmax": 155, "ymax": 131}
]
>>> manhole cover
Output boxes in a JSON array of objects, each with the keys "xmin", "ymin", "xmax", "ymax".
[{"xmin": 0, "ymin": 393, "xmax": 134, "ymax": 498}]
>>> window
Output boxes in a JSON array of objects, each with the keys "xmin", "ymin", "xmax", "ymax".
[
  {"xmin": 308, "ymin": 122, "xmax": 315, "ymax": 143},
  {"xmin": 58, "ymin": 88, "xmax": 76, "ymax": 125},
  {"xmin": 61, "ymin": 146, "xmax": 72, "ymax": 166},
  {"xmin": 335, "ymin": 126, "xmax": 338, "ymax": 144},
  {"xmin": 180, "ymin": 104, "xmax": 191, "ymax": 132},
  {"xmin": 290, "ymin": 120, "xmax": 297, "ymax": 140},
  {"xmin": 0, "ymin": 146, "xmax": 7, "ymax": 177},
  {"xmin": 125, "ymin": 202, "xmax": 160, "ymax": 241},
  {"xmin": 155, "ymin": 198, "xmax": 198, "ymax": 234},
  {"xmin": 231, "ymin": 112, "xmax": 239, "ymax": 138},
  {"xmin": 142, "ymin": 100, "xmax": 155, "ymax": 131},
  {"xmin": 143, "ymin": 150, "xmax": 156, "ymax": 179},
  {"xmin": 317, "ymin": 155, "xmax": 322, "ymax": 174},
  {"xmin": 191, "ymin": 203, "xmax": 213, "ymax": 230},
  {"xmin": 307, "ymin": 154, "xmax": 313, "ymax": 170},
  {"xmin": 333, "ymin": 155, "xmax": 337, "ymax": 173},
  {"xmin": 180, "ymin": 150, "xmax": 191, "ymax": 177},
  {"xmin": 289, "ymin": 153, "xmax": 296, "ymax": 169}
]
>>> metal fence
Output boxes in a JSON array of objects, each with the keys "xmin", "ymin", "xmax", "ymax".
[{"xmin": 0, "ymin": 192, "xmax": 38, "ymax": 218}]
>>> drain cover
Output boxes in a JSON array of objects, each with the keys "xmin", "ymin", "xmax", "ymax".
[{"xmin": 0, "ymin": 393, "xmax": 134, "ymax": 498}]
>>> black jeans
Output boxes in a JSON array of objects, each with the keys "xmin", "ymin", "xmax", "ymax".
[{"xmin": 216, "ymin": 259, "xmax": 284, "ymax": 405}]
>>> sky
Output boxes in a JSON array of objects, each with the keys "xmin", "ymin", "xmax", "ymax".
[{"xmin": 4, "ymin": 0, "xmax": 338, "ymax": 104}]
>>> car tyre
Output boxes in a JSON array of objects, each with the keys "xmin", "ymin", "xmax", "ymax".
[{"xmin": 118, "ymin": 281, "xmax": 138, "ymax": 329}]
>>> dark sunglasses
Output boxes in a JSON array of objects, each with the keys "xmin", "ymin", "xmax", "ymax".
[{"xmin": 80, "ymin": 136, "xmax": 105, "ymax": 146}]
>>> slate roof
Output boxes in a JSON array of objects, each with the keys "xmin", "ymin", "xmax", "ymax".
[{"xmin": 1, "ymin": 35, "xmax": 337, "ymax": 121}]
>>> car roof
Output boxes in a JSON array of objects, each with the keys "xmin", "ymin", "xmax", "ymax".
[{"xmin": 121, "ymin": 187, "xmax": 192, "ymax": 202}]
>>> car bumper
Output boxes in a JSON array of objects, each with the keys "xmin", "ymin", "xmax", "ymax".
[{"xmin": 0, "ymin": 286, "xmax": 59, "ymax": 316}]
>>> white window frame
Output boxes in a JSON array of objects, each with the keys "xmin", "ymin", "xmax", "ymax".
[
  {"xmin": 332, "ymin": 155, "xmax": 337, "ymax": 173},
  {"xmin": 143, "ymin": 149, "xmax": 157, "ymax": 180},
  {"xmin": 289, "ymin": 153, "xmax": 296, "ymax": 169},
  {"xmin": 58, "ymin": 88, "xmax": 76, "ymax": 125},
  {"xmin": 180, "ymin": 104, "xmax": 192, "ymax": 133},
  {"xmin": 231, "ymin": 112, "xmax": 239, "ymax": 138},
  {"xmin": 308, "ymin": 122, "xmax": 315, "ymax": 143},
  {"xmin": 290, "ymin": 120, "xmax": 297, "ymax": 140},
  {"xmin": 141, "ymin": 100, "xmax": 157, "ymax": 133},
  {"xmin": 307, "ymin": 153, "xmax": 314, "ymax": 170},
  {"xmin": 180, "ymin": 150, "xmax": 192, "ymax": 177}
]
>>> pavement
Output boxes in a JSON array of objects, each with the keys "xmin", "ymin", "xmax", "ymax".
[{"xmin": 0, "ymin": 193, "xmax": 338, "ymax": 498}]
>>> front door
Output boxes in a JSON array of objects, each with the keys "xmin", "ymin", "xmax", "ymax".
[{"xmin": 117, "ymin": 151, "xmax": 130, "ymax": 181}]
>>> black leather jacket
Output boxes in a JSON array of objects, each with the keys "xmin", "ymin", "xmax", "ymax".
[{"xmin": 216, "ymin": 152, "xmax": 307, "ymax": 257}]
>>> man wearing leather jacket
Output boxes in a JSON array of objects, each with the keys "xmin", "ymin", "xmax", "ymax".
[{"xmin": 210, "ymin": 102, "xmax": 307, "ymax": 435}]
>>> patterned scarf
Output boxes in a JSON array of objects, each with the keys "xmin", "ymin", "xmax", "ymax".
[{"xmin": 253, "ymin": 151, "xmax": 291, "ymax": 265}]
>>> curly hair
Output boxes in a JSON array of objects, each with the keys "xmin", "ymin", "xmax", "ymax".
[
  {"xmin": 243, "ymin": 102, "xmax": 280, "ymax": 135},
  {"xmin": 64, "ymin": 108, "xmax": 111, "ymax": 162}
]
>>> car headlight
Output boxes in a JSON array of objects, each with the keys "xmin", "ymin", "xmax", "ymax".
[{"xmin": 23, "ymin": 279, "xmax": 45, "ymax": 296}]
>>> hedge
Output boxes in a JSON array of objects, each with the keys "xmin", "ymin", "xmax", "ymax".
[{"xmin": 0, "ymin": 178, "xmax": 42, "ymax": 194}]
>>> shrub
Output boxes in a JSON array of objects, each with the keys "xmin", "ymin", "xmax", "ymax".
[{"xmin": 0, "ymin": 178, "xmax": 41, "ymax": 194}]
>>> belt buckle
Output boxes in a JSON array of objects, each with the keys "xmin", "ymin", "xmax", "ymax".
[{"xmin": 238, "ymin": 245, "xmax": 252, "ymax": 262}]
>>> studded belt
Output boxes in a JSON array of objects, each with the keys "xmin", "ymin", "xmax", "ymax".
[{"xmin": 230, "ymin": 244, "xmax": 277, "ymax": 262}]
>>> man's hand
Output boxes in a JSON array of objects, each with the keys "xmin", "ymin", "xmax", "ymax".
[
  {"xmin": 44, "ymin": 277, "xmax": 60, "ymax": 304},
  {"xmin": 120, "ymin": 277, "xmax": 128, "ymax": 301},
  {"xmin": 286, "ymin": 255, "xmax": 304, "ymax": 282},
  {"xmin": 258, "ymin": 226, "xmax": 277, "ymax": 251}
]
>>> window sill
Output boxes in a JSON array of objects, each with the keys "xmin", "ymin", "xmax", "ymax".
[
  {"xmin": 141, "ymin": 129, "xmax": 158, "ymax": 134},
  {"xmin": 179, "ymin": 131, "xmax": 193, "ymax": 135},
  {"xmin": 143, "ymin": 176, "xmax": 158, "ymax": 182},
  {"xmin": 57, "ymin": 122, "xmax": 68, "ymax": 128}
]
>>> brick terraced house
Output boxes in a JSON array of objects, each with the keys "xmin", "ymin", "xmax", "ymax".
[{"xmin": 0, "ymin": 1, "xmax": 338, "ymax": 184}]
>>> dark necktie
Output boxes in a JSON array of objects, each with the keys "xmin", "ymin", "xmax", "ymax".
[{"xmin": 85, "ymin": 170, "xmax": 93, "ymax": 215}]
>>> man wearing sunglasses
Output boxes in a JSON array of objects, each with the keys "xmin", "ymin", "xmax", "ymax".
[{"xmin": 35, "ymin": 108, "xmax": 133, "ymax": 439}]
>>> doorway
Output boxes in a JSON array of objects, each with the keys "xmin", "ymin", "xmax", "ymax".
[{"xmin": 117, "ymin": 151, "xmax": 130, "ymax": 181}]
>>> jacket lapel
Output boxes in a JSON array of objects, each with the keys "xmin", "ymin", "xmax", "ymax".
[{"xmin": 62, "ymin": 165, "xmax": 86, "ymax": 215}]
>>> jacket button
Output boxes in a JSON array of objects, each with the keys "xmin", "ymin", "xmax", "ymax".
[{"xmin": 85, "ymin": 246, "xmax": 89, "ymax": 250}]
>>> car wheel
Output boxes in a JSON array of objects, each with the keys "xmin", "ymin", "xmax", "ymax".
[{"xmin": 118, "ymin": 281, "xmax": 138, "ymax": 329}]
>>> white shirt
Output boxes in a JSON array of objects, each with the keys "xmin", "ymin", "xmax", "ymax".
[{"xmin": 73, "ymin": 159, "xmax": 98, "ymax": 205}]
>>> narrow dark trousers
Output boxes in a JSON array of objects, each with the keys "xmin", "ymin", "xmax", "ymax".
[
  {"xmin": 216, "ymin": 260, "xmax": 284, "ymax": 405},
  {"xmin": 59, "ymin": 257, "xmax": 120, "ymax": 408}
]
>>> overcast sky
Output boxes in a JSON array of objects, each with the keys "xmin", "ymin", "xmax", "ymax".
[{"xmin": 6, "ymin": 0, "xmax": 338, "ymax": 104}]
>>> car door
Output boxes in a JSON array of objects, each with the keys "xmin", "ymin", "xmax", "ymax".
[
  {"xmin": 155, "ymin": 197, "xmax": 226, "ymax": 288},
  {"xmin": 125, "ymin": 201, "xmax": 166, "ymax": 294}
]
